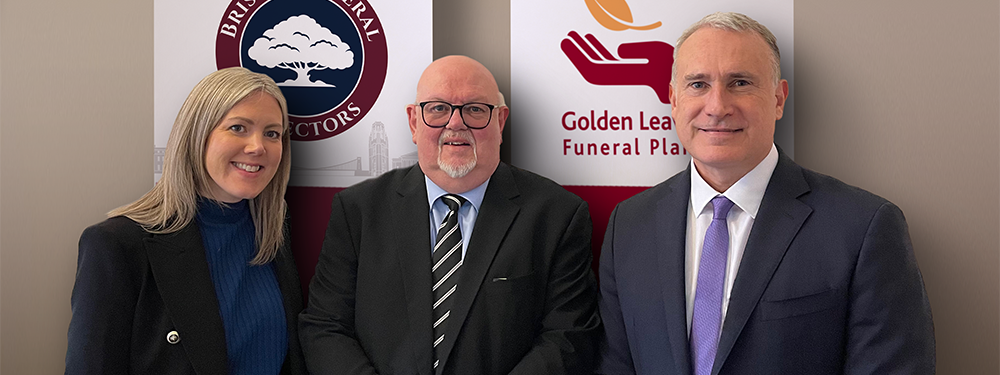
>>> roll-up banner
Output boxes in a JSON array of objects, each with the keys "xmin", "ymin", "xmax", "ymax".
[
  {"xmin": 155, "ymin": 0, "xmax": 791, "ymax": 288},
  {"xmin": 511, "ymin": 0, "xmax": 793, "ymax": 264},
  {"xmin": 155, "ymin": 0, "xmax": 432, "ymax": 290}
]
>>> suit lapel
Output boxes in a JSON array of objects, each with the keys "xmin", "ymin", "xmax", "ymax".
[
  {"xmin": 144, "ymin": 223, "xmax": 228, "ymax": 375},
  {"xmin": 436, "ymin": 163, "xmax": 520, "ymax": 374},
  {"xmin": 655, "ymin": 167, "xmax": 695, "ymax": 375},
  {"xmin": 394, "ymin": 166, "xmax": 436, "ymax": 375},
  {"xmin": 274, "ymin": 233, "xmax": 306, "ymax": 375},
  {"xmin": 711, "ymin": 154, "xmax": 812, "ymax": 375}
]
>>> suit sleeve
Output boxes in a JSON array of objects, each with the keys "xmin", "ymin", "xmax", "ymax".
[
  {"xmin": 298, "ymin": 194, "xmax": 379, "ymax": 375},
  {"xmin": 595, "ymin": 205, "xmax": 637, "ymax": 374},
  {"xmin": 844, "ymin": 202, "xmax": 935, "ymax": 374},
  {"xmin": 65, "ymin": 223, "xmax": 138, "ymax": 375},
  {"xmin": 509, "ymin": 201, "xmax": 601, "ymax": 375}
]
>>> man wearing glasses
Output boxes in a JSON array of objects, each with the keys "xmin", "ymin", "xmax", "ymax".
[{"xmin": 300, "ymin": 55, "xmax": 600, "ymax": 375}]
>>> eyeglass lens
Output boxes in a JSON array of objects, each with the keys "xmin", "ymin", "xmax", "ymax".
[{"xmin": 422, "ymin": 101, "xmax": 492, "ymax": 128}]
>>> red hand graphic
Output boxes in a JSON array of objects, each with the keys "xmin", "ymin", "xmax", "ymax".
[{"xmin": 561, "ymin": 31, "xmax": 674, "ymax": 104}]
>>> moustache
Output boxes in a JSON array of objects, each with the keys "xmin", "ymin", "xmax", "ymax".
[{"xmin": 438, "ymin": 129, "xmax": 476, "ymax": 146}]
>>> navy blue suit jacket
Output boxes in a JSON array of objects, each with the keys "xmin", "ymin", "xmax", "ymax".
[
  {"xmin": 596, "ymin": 153, "xmax": 934, "ymax": 374},
  {"xmin": 66, "ymin": 216, "xmax": 306, "ymax": 375}
]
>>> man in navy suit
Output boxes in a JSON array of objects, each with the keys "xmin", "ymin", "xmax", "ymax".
[{"xmin": 596, "ymin": 12, "xmax": 934, "ymax": 375}]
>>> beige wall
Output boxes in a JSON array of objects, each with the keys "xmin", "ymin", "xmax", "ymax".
[
  {"xmin": 1, "ymin": 0, "xmax": 153, "ymax": 373},
  {"xmin": 794, "ymin": 2, "xmax": 1000, "ymax": 372},
  {"xmin": 2, "ymin": 0, "xmax": 997, "ymax": 373}
]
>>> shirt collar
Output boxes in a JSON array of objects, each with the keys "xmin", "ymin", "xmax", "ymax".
[
  {"xmin": 425, "ymin": 176, "xmax": 489, "ymax": 212},
  {"xmin": 690, "ymin": 144, "xmax": 779, "ymax": 219}
]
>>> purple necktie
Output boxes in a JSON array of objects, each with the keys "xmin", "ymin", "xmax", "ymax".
[{"xmin": 690, "ymin": 196, "xmax": 734, "ymax": 375}]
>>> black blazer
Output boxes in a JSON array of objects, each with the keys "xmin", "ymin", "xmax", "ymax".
[
  {"xmin": 299, "ymin": 163, "xmax": 601, "ymax": 375},
  {"xmin": 596, "ymin": 152, "xmax": 935, "ymax": 374},
  {"xmin": 66, "ymin": 215, "xmax": 306, "ymax": 375}
]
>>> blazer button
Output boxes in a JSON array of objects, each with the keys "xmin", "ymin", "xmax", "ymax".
[{"xmin": 166, "ymin": 331, "xmax": 181, "ymax": 345}]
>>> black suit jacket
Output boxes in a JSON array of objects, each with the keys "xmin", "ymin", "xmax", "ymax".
[
  {"xmin": 66, "ymin": 216, "xmax": 306, "ymax": 375},
  {"xmin": 299, "ymin": 163, "xmax": 601, "ymax": 375},
  {"xmin": 597, "ymin": 153, "xmax": 934, "ymax": 374}
]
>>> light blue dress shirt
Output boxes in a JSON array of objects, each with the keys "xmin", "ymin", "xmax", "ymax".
[{"xmin": 425, "ymin": 176, "xmax": 489, "ymax": 259}]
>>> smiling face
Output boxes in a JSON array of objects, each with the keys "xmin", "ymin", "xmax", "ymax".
[
  {"xmin": 670, "ymin": 27, "xmax": 788, "ymax": 191},
  {"xmin": 406, "ymin": 56, "xmax": 508, "ymax": 193},
  {"xmin": 203, "ymin": 91, "xmax": 284, "ymax": 202}
]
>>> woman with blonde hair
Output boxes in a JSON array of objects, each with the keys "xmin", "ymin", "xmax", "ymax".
[{"xmin": 66, "ymin": 67, "xmax": 305, "ymax": 375}]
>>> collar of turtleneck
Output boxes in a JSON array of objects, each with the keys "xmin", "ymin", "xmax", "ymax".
[{"xmin": 196, "ymin": 197, "xmax": 251, "ymax": 226}]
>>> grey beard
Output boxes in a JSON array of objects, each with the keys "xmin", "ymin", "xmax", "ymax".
[
  {"xmin": 439, "ymin": 151, "xmax": 476, "ymax": 178},
  {"xmin": 438, "ymin": 130, "xmax": 477, "ymax": 178}
]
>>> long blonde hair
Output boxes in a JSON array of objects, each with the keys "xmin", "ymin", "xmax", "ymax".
[{"xmin": 111, "ymin": 67, "xmax": 291, "ymax": 264}]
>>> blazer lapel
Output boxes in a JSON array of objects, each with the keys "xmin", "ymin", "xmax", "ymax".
[
  {"xmin": 274, "ymin": 233, "xmax": 306, "ymax": 375},
  {"xmin": 144, "ymin": 223, "xmax": 228, "ymax": 375},
  {"xmin": 436, "ymin": 163, "xmax": 520, "ymax": 374},
  {"xmin": 711, "ymin": 154, "xmax": 812, "ymax": 375},
  {"xmin": 394, "ymin": 166, "xmax": 436, "ymax": 375},
  {"xmin": 656, "ymin": 167, "xmax": 695, "ymax": 375}
]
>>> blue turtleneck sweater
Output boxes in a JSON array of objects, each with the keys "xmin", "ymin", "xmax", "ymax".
[{"xmin": 196, "ymin": 198, "xmax": 287, "ymax": 375}]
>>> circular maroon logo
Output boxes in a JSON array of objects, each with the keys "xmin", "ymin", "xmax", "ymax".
[{"xmin": 216, "ymin": 0, "xmax": 388, "ymax": 141}]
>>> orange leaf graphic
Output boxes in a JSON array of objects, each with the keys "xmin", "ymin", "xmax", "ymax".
[
  {"xmin": 629, "ymin": 21, "xmax": 662, "ymax": 30},
  {"xmin": 584, "ymin": 0, "xmax": 662, "ymax": 31},
  {"xmin": 596, "ymin": 0, "xmax": 634, "ymax": 23},
  {"xmin": 585, "ymin": 0, "xmax": 629, "ymax": 31}
]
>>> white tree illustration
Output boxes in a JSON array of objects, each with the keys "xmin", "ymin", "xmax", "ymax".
[{"xmin": 248, "ymin": 15, "xmax": 354, "ymax": 87}]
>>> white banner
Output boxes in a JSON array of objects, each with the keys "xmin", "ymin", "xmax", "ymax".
[
  {"xmin": 155, "ymin": 0, "xmax": 432, "ymax": 188},
  {"xmin": 511, "ymin": 0, "xmax": 793, "ymax": 187}
]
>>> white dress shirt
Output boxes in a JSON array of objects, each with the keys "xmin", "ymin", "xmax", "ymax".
[
  {"xmin": 685, "ymin": 144, "xmax": 779, "ymax": 335},
  {"xmin": 425, "ymin": 176, "xmax": 489, "ymax": 259}
]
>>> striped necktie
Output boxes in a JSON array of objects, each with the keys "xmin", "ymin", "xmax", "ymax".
[{"xmin": 432, "ymin": 194, "xmax": 465, "ymax": 371}]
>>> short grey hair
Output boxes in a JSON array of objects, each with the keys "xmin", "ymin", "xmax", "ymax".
[{"xmin": 672, "ymin": 12, "xmax": 782, "ymax": 85}]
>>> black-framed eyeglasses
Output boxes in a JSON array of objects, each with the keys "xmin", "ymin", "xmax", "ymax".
[{"xmin": 418, "ymin": 101, "xmax": 496, "ymax": 129}]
